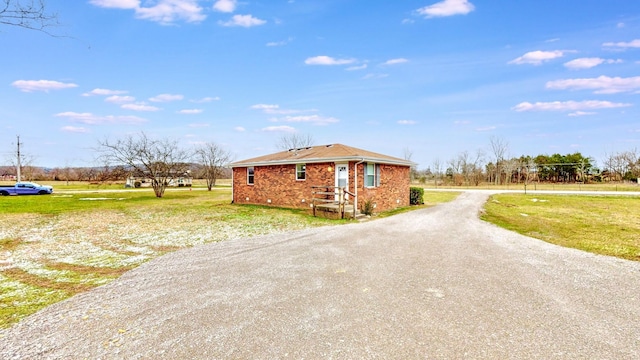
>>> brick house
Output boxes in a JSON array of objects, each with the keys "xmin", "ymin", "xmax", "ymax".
[{"xmin": 229, "ymin": 144, "xmax": 415, "ymax": 213}]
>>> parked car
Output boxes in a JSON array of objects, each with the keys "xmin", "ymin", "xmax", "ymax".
[{"xmin": 0, "ymin": 182, "xmax": 54, "ymax": 196}]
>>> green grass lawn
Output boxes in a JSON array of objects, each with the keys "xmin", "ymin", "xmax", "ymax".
[
  {"xmin": 481, "ymin": 193, "xmax": 640, "ymax": 261},
  {"xmin": 419, "ymin": 181, "xmax": 640, "ymax": 192}
]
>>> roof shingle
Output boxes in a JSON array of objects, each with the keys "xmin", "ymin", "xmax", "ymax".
[{"xmin": 230, "ymin": 143, "xmax": 414, "ymax": 167}]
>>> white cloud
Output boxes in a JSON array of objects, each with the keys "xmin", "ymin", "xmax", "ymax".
[
  {"xmin": 362, "ymin": 73, "xmax": 389, "ymax": 80},
  {"xmin": 346, "ymin": 64, "xmax": 368, "ymax": 71},
  {"xmin": 397, "ymin": 120, "xmax": 417, "ymax": 125},
  {"xmin": 546, "ymin": 76, "xmax": 640, "ymax": 94},
  {"xmin": 508, "ymin": 50, "xmax": 566, "ymax": 65},
  {"xmin": 12, "ymin": 80, "xmax": 78, "ymax": 93},
  {"xmin": 138, "ymin": 0, "xmax": 205, "ymax": 24},
  {"xmin": 91, "ymin": 0, "xmax": 205, "ymax": 25},
  {"xmin": 383, "ymin": 58, "xmax": 408, "ymax": 65},
  {"xmin": 88, "ymin": 0, "xmax": 139, "ymax": 9},
  {"xmin": 279, "ymin": 115, "xmax": 339, "ymax": 126},
  {"xmin": 60, "ymin": 126, "xmax": 90, "ymax": 133},
  {"xmin": 149, "ymin": 93, "xmax": 184, "ymax": 102},
  {"xmin": 267, "ymin": 37, "xmax": 293, "ymax": 47},
  {"xmin": 213, "ymin": 0, "xmax": 236, "ymax": 13},
  {"xmin": 416, "ymin": 0, "xmax": 475, "ymax": 18},
  {"xmin": 568, "ymin": 111, "xmax": 596, "ymax": 117},
  {"xmin": 251, "ymin": 104, "xmax": 306, "ymax": 115},
  {"xmin": 55, "ymin": 112, "xmax": 147, "ymax": 125},
  {"xmin": 563, "ymin": 58, "xmax": 622, "ymax": 70},
  {"xmin": 82, "ymin": 88, "xmax": 128, "ymax": 96},
  {"xmin": 262, "ymin": 125, "xmax": 296, "ymax": 133},
  {"xmin": 190, "ymin": 96, "xmax": 220, "ymax": 103},
  {"xmin": 178, "ymin": 109, "xmax": 203, "ymax": 114},
  {"xmin": 122, "ymin": 103, "xmax": 161, "ymax": 111},
  {"xmin": 105, "ymin": 95, "xmax": 135, "ymax": 104},
  {"xmin": 603, "ymin": 39, "xmax": 640, "ymax": 49},
  {"xmin": 219, "ymin": 14, "xmax": 266, "ymax": 27},
  {"xmin": 251, "ymin": 104, "xmax": 278, "ymax": 110},
  {"xmin": 305, "ymin": 56, "xmax": 356, "ymax": 66},
  {"xmin": 234, "ymin": 126, "xmax": 246, "ymax": 132},
  {"xmin": 512, "ymin": 100, "xmax": 631, "ymax": 112}
]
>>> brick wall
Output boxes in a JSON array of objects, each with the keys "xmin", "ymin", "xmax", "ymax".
[
  {"xmin": 232, "ymin": 162, "xmax": 410, "ymax": 212},
  {"xmin": 355, "ymin": 163, "xmax": 410, "ymax": 211}
]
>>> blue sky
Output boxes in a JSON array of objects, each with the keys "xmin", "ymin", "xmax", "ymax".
[{"xmin": 1, "ymin": 0, "xmax": 639, "ymax": 169}]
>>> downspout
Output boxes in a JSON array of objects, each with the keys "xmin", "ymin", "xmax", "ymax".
[
  {"xmin": 354, "ymin": 158, "xmax": 365, "ymax": 215},
  {"xmin": 230, "ymin": 166, "xmax": 234, "ymax": 204}
]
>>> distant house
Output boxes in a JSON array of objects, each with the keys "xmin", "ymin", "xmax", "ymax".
[
  {"xmin": 229, "ymin": 144, "xmax": 415, "ymax": 214},
  {"xmin": 125, "ymin": 171, "xmax": 192, "ymax": 188}
]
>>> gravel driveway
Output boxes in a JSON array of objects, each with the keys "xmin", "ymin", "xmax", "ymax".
[{"xmin": 1, "ymin": 192, "xmax": 639, "ymax": 359}]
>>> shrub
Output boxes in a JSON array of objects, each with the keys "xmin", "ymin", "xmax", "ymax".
[
  {"xmin": 134, "ymin": 181, "xmax": 141, "ymax": 188},
  {"xmin": 410, "ymin": 187, "xmax": 424, "ymax": 205},
  {"xmin": 361, "ymin": 198, "xmax": 375, "ymax": 216}
]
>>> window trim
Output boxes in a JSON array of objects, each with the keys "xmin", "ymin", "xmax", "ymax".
[
  {"xmin": 364, "ymin": 163, "xmax": 380, "ymax": 188},
  {"xmin": 296, "ymin": 163, "xmax": 306, "ymax": 181},
  {"xmin": 247, "ymin": 166, "xmax": 255, "ymax": 185}
]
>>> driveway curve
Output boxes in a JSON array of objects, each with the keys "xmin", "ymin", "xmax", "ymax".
[{"xmin": 1, "ymin": 192, "xmax": 639, "ymax": 359}]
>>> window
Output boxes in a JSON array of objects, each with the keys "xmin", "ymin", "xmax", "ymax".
[
  {"xmin": 365, "ymin": 163, "xmax": 380, "ymax": 187},
  {"xmin": 247, "ymin": 167, "xmax": 254, "ymax": 184},
  {"xmin": 296, "ymin": 164, "xmax": 306, "ymax": 180}
]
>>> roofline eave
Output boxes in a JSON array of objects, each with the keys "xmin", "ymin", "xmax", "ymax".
[{"xmin": 229, "ymin": 156, "xmax": 416, "ymax": 168}]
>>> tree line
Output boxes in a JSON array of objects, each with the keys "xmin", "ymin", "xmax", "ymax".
[
  {"xmin": 415, "ymin": 137, "xmax": 640, "ymax": 186},
  {"xmin": 2, "ymin": 133, "xmax": 233, "ymax": 198}
]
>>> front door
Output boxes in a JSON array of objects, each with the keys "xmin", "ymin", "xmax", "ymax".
[{"xmin": 335, "ymin": 163, "xmax": 349, "ymax": 201}]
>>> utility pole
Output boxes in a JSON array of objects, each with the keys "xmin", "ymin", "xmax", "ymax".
[{"xmin": 16, "ymin": 135, "xmax": 22, "ymax": 182}]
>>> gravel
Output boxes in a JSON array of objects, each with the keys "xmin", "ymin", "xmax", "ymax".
[{"xmin": 1, "ymin": 191, "xmax": 639, "ymax": 359}]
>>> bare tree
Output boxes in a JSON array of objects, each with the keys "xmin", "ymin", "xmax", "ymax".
[
  {"xmin": 622, "ymin": 149, "xmax": 640, "ymax": 180},
  {"xmin": 447, "ymin": 156, "xmax": 462, "ymax": 185},
  {"xmin": 432, "ymin": 158, "xmax": 442, "ymax": 187},
  {"xmin": 1, "ymin": 0, "xmax": 59, "ymax": 34},
  {"xmin": 470, "ymin": 148, "xmax": 485, "ymax": 186},
  {"xmin": 97, "ymin": 132, "xmax": 190, "ymax": 198},
  {"xmin": 276, "ymin": 133, "xmax": 315, "ymax": 150},
  {"xmin": 489, "ymin": 135, "xmax": 509, "ymax": 185},
  {"xmin": 193, "ymin": 142, "xmax": 233, "ymax": 191},
  {"xmin": 503, "ymin": 158, "xmax": 519, "ymax": 185},
  {"xmin": 403, "ymin": 147, "xmax": 418, "ymax": 182}
]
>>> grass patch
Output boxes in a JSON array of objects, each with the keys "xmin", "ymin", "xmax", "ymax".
[
  {"xmin": 481, "ymin": 194, "xmax": 640, "ymax": 261},
  {"xmin": 0, "ymin": 238, "xmax": 21, "ymax": 252},
  {"xmin": 375, "ymin": 191, "xmax": 461, "ymax": 218},
  {"xmin": 0, "ymin": 276, "xmax": 69, "ymax": 329},
  {"xmin": 1, "ymin": 268, "xmax": 95, "ymax": 295},
  {"xmin": 420, "ymin": 182, "xmax": 640, "ymax": 192},
  {"xmin": 0, "ymin": 188, "xmax": 232, "ymax": 215}
]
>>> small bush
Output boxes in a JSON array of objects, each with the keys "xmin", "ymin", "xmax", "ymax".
[
  {"xmin": 410, "ymin": 187, "xmax": 424, "ymax": 205},
  {"xmin": 134, "ymin": 181, "xmax": 141, "ymax": 188},
  {"xmin": 361, "ymin": 198, "xmax": 375, "ymax": 216}
]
